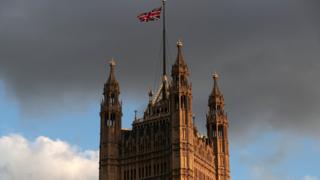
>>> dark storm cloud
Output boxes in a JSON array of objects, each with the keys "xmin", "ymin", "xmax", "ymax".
[{"xmin": 1, "ymin": 0, "xmax": 320, "ymax": 140}]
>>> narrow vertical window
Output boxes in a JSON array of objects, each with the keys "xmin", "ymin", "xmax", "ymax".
[
  {"xmin": 175, "ymin": 95, "xmax": 179, "ymax": 109},
  {"xmin": 110, "ymin": 93, "xmax": 115, "ymax": 105},
  {"xmin": 218, "ymin": 125, "xmax": 223, "ymax": 137}
]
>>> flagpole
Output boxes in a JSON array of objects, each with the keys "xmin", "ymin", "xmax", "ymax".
[
  {"xmin": 162, "ymin": 0, "xmax": 166, "ymax": 76},
  {"xmin": 162, "ymin": 0, "xmax": 167, "ymax": 99}
]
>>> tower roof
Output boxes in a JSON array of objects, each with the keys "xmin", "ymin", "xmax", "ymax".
[
  {"xmin": 171, "ymin": 40, "xmax": 189, "ymax": 77},
  {"xmin": 174, "ymin": 39, "xmax": 187, "ymax": 66},
  {"xmin": 211, "ymin": 72, "xmax": 221, "ymax": 96},
  {"xmin": 107, "ymin": 58, "xmax": 118, "ymax": 84},
  {"xmin": 104, "ymin": 58, "xmax": 120, "ymax": 95},
  {"xmin": 209, "ymin": 72, "xmax": 224, "ymax": 110}
]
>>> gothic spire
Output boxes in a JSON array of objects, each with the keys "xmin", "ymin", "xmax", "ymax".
[
  {"xmin": 211, "ymin": 72, "xmax": 221, "ymax": 96},
  {"xmin": 107, "ymin": 58, "xmax": 118, "ymax": 84},
  {"xmin": 175, "ymin": 40, "xmax": 187, "ymax": 67},
  {"xmin": 209, "ymin": 72, "xmax": 224, "ymax": 112},
  {"xmin": 104, "ymin": 58, "xmax": 119, "ymax": 96},
  {"xmin": 171, "ymin": 40, "xmax": 189, "ymax": 78}
]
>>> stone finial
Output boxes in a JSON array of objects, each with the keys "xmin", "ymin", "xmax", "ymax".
[
  {"xmin": 212, "ymin": 72, "xmax": 219, "ymax": 80},
  {"xmin": 109, "ymin": 58, "xmax": 116, "ymax": 67},
  {"xmin": 177, "ymin": 39, "xmax": 183, "ymax": 47},
  {"xmin": 106, "ymin": 58, "xmax": 118, "ymax": 84}
]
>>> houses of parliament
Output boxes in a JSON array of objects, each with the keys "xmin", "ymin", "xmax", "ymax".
[{"xmin": 99, "ymin": 40, "xmax": 230, "ymax": 180}]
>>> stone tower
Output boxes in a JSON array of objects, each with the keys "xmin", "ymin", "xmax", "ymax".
[
  {"xmin": 98, "ymin": 40, "xmax": 231, "ymax": 180},
  {"xmin": 99, "ymin": 59, "xmax": 122, "ymax": 180},
  {"xmin": 206, "ymin": 73, "xmax": 230, "ymax": 180},
  {"xmin": 170, "ymin": 40, "xmax": 194, "ymax": 180}
]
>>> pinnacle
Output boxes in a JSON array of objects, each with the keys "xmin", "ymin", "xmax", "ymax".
[
  {"xmin": 175, "ymin": 39, "xmax": 186, "ymax": 66},
  {"xmin": 211, "ymin": 72, "xmax": 222, "ymax": 96},
  {"xmin": 213, "ymin": 72, "xmax": 219, "ymax": 80},
  {"xmin": 177, "ymin": 39, "xmax": 183, "ymax": 47},
  {"xmin": 106, "ymin": 58, "xmax": 118, "ymax": 84},
  {"xmin": 109, "ymin": 58, "xmax": 116, "ymax": 67}
]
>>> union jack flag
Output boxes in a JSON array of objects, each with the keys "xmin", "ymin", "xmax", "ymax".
[{"xmin": 137, "ymin": 7, "xmax": 162, "ymax": 22}]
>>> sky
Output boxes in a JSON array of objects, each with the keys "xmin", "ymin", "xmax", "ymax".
[{"xmin": 0, "ymin": 0, "xmax": 320, "ymax": 179}]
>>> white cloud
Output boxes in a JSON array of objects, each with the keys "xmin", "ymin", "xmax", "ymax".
[
  {"xmin": 303, "ymin": 176, "xmax": 319, "ymax": 180},
  {"xmin": 0, "ymin": 134, "xmax": 98, "ymax": 180}
]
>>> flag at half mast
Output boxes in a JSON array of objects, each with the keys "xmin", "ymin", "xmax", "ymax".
[
  {"xmin": 137, "ymin": 0, "xmax": 167, "ymax": 99},
  {"xmin": 137, "ymin": 7, "xmax": 162, "ymax": 22}
]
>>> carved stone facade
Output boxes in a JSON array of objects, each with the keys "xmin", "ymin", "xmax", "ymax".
[{"xmin": 99, "ymin": 41, "xmax": 230, "ymax": 180}]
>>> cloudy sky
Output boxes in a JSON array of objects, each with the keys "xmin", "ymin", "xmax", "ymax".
[{"xmin": 0, "ymin": 0, "xmax": 320, "ymax": 179}]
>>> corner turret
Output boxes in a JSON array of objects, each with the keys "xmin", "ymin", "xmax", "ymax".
[
  {"xmin": 99, "ymin": 59, "xmax": 122, "ymax": 180},
  {"xmin": 171, "ymin": 40, "xmax": 190, "ymax": 88},
  {"xmin": 206, "ymin": 72, "xmax": 230, "ymax": 180},
  {"xmin": 170, "ymin": 40, "xmax": 194, "ymax": 179}
]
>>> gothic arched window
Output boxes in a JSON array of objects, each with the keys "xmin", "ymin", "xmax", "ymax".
[
  {"xmin": 110, "ymin": 93, "xmax": 115, "ymax": 105},
  {"xmin": 109, "ymin": 112, "xmax": 115, "ymax": 127}
]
